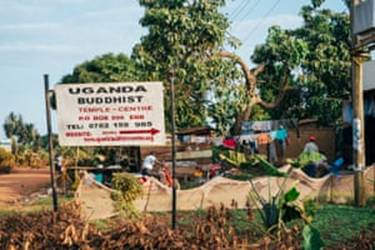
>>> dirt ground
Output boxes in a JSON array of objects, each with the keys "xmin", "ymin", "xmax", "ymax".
[{"xmin": 0, "ymin": 168, "xmax": 50, "ymax": 206}]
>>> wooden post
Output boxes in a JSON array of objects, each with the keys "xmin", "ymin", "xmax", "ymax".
[
  {"xmin": 353, "ymin": 56, "xmax": 367, "ymax": 206},
  {"xmin": 75, "ymin": 147, "xmax": 79, "ymax": 183},
  {"xmin": 44, "ymin": 74, "xmax": 58, "ymax": 212},
  {"xmin": 351, "ymin": 0, "xmax": 367, "ymax": 206}
]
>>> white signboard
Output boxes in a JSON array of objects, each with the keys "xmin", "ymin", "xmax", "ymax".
[{"xmin": 55, "ymin": 82, "xmax": 166, "ymax": 146}]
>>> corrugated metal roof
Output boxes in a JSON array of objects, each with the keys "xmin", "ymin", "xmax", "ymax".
[{"xmin": 176, "ymin": 126, "xmax": 214, "ymax": 135}]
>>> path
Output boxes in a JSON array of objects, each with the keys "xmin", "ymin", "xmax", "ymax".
[{"xmin": 0, "ymin": 168, "xmax": 50, "ymax": 206}]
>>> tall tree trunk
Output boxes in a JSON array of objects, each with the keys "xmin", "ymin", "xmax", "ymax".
[
  {"xmin": 216, "ymin": 51, "xmax": 290, "ymax": 136},
  {"xmin": 232, "ymin": 103, "xmax": 254, "ymax": 135}
]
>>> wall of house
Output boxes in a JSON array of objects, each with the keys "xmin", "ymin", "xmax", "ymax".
[
  {"xmin": 257, "ymin": 125, "xmax": 336, "ymax": 163},
  {"xmin": 285, "ymin": 127, "xmax": 336, "ymax": 161}
]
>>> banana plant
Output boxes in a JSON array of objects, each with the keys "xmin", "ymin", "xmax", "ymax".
[{"xmin": 218, "ymin": 151, "xmax": 287, "ymax": 177}]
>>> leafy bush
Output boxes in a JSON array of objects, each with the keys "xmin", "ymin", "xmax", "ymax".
[
  {"xmin": 0, "ymin": 148, "xmax": 15, "ymax": 174},
  {"xmin": 111, "ymin": 173, "xmax": 143, "ymax": 218},
  {"xmin": 16, "ymin": 149, "xmax": 48, "ymax": 168},
  {"xmin": 249, "ymin": 184, "xmax": 324, "ymax": 249},
  {"xmin": 219, "ymin": 151, "xmax": 287, "ymax": 177}
]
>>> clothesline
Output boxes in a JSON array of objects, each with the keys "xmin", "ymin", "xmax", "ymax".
[
  {"xmin": 241, "ymin": 119, "xmax": 297, "ymax": 134},
  {"xmin": 219, "ymin": 127, "xmax": 289, "ymax": 152},
  {"xmin": 239, "ymin": 128, "xmax": 288, "ymax": 145}
]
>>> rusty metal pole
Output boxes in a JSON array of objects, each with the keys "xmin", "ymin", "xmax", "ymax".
[{"xmin": 351, "ymin": 0, "xmax": 367, "ymax": 206}]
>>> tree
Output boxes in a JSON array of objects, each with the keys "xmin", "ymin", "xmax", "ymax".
[
  {"xmin": 132, "ymin": 0, "xmax": 243, "ymax": 131},
  {"xmin": 3, "ymin": 112, "xmax": 41, "ymax": 152},
  {"xmin": 214, "ymin": 26, "xmax": 308, "ymax": 134},
  {"xmin": 61, "ymin": 53, "xmax": 139, "ymax": 83},
  {"xmin": 3, "ymin": 112, "xmax": 22, "ymax": 139},
  {"xmin": 3, "ymin": 112, "xmax": 21, "ymax": 155},
  {"xmin": 60, "ymin": 1, "xmax": 252, "ymax": 135},
  {"xmin": 251, "ymin": 0, "xmax": 350, "ymax": 125}
]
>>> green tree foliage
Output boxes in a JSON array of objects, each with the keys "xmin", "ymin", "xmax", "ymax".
[
  {"xmin": 132, "ymin": 0, "xmax": 243, "ymax": 131},
  {"xmin": 111, "ymin": 173, "xmax": 143, "ymax": 218},
  {"xmin": 252, "ymin": 0, "xmax": 350, "ymax": 125},
  {"xmin": 61, "ymin": 53, "xmax": 139, "ymax": 83},
  {"xmin": 0, "ymin": 148, "xmax": 15, "ymax": 174},
  {"xmin": 3, "ymin": 112, "xmax": 41, "ymax": 151},
  {"xmin": 59, "ymin": 1, "xmax": 247, "ymax": 134}
]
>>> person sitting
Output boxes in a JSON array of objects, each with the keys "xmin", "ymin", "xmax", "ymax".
[
  {"xmin": 303, "ymin": 136, "xmax": 319, "ymax": 153},
  {"xmin": 300, "ymin": 136, "xmax": 327, "ymax": 177}
]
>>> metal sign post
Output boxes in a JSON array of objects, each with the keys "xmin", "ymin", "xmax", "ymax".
[
  {"xmin": 170, "ymin": 71, "xmax": 177, "ymax": 230},
  {"xmin": 44, "ymin": 74, "xmax": 59, "ymax": 212}
]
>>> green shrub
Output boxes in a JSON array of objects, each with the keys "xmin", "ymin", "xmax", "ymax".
[
  {"xmin": 111, "ymin": 173, "xmax": 143, "ymax": 218},
  {"xmin": 0, "ymin": 148, "xmax": 15, "ymax": 174}
]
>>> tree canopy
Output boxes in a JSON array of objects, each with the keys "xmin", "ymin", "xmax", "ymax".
[
  {"xmin": 61, "ymin": 0, "xmax": 245, "ymax": 134},
  {"xmin": 60, "ymin": 0, "xmax": 351, "ymax": 135},
  {"xmin": 3, "ymin": 112, "xmax": 41, "ymax": 151},
  {"xmin": 132, "ymin": 0, "xmax": 242, "ymax": 131},
  {"xmin": 252, "ymin": 0, "xmax": 350, "ymax": 125},
  {"xmin": 61, "ymin": 53, "xmax": 139, "ymax": 83}
]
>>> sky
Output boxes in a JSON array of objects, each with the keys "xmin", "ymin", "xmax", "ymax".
[{"xmin": 0, "ymin": 0, "xmax": 346, "ymax": 140}]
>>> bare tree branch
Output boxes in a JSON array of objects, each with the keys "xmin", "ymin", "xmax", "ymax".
[
  {"xmin": 217, "ymin": 51, "xmax": 255, "ymax": 91},
  {"xmin": 255, "ymin": 68, "xmax": 291, "ymax": 109},
  {"xmin": 213, "ymin": 50, "xmax": 291, "ymax": 135},
  {"xmin": 251, "ymin": 64, "xmax": 265, "ymax": 77}
]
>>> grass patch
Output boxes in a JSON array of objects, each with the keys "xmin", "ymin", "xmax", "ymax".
[
  {"xmin": 0, "ymin": 195, "xmax": 74, "ymax": 218},
  {"xmin": 175, "ymin": 204, "xmax": 375, "ymax": 247},
  {"xmin": 91, "ymin": 219, "xmax": 114, "ymax": 232},
  {"xmin": 2, "ymin": 198, "xmax": 372, "ymax": 248},
  {"xmin": 24, "ymin": 195, "xmax": 74, "ymax": 212},
  {"xmin": 312, "ymin": 204, "xmax": 375, "ymax": 247},
  {"xmin": 0, "ymin": 209, "xmax": 16, "ymax": 218}
]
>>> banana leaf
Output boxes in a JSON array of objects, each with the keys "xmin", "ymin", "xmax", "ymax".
[
  {"xmin": 253, "ymin": 155, "xmax": 288, "ymax": 177},
  {"xmin": 219, "ymin": 151, "xmax": 248, "ymax": 167},
  {"xmin": 291, "ymin": 152, "xmax": 327, "ymax": 168}
]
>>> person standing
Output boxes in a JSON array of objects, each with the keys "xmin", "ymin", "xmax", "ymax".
[
  {"xmin": 55, "ymin": 154, "xmax": 63, "ymax": 174},
  {"xmin": 141, "ymin": 152, "xmax": 159, "ymax": 176}
]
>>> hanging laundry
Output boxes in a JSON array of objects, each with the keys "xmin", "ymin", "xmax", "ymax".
[
  {"xmin": 275, "ymin": 128, "xmax": 288, "ymax": 141},
  {"xmin": 241, "ymin": 121, "xmax": 253, "ymax": 135},
  {"xmin": 268, "ymin": 141, "xmax": 278, "ymax": 163},
  {"xmin": 241, "ymin": 119, "xmax": 298, "ymax": 133},
  {"xmin": 249, "ymin": 140, "xmax": 258, "ymax": 154},
  {"xmin": 251, "ymin": 121, "xmax": 273, "ymax": 131},
  {"xmin": 213, "ymin": 137, "xmax": 224, "ymax": 146},
  {"xmin": 239, "ymin": 134, "xmax": 258, "ymax": 142},
  {"xmin": 223, "ymin": 138, "xmax": 237, "ymax": 150},
  {"xmin": 275, "ymin": 139, "xmax": 285, "ymax": 161},
  {"xmin": 257, "ymin": 133, "xmax": 271, "ymax": 145},
  {"xmin": 270, "ymin": 131, "xmax": 278, "ymax": 140}
]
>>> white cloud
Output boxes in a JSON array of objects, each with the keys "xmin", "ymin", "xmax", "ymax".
[
  {"xmin": 0, "ymin": 43, "xmax": 79, "ymax": 53},
  {"xmin": 0, "ymin": 23, "xmax": 60, "ymax": 32}
]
